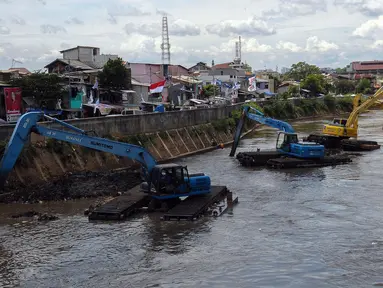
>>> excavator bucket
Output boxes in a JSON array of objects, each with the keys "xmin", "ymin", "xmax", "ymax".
[{"xmin": 229, "ymin": 106, "xmax": 249, "ymax": 157}]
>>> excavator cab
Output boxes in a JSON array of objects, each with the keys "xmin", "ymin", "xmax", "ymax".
[
  {"xmin": 146, "ymin": 164, "xmax": 190, "ymax": 196},
  {"xmin": 276, "ymin": 132, "xmax": 298, "ymax": 152}
]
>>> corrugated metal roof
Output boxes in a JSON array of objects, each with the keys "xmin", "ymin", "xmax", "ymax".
[
  {"xmin": 59, "ymin": 46, "xmax": 99, "ymax": 53},
  {"xmin": 172, "ymin": 75, "xmax": 202, "ymax": 84},
  {"xmin": 131, "ymin": 78, "xmax": 150, "ymax": 87},
  {"xmin": 44, "ymin": 59, "xmax": 94, "ymax": 70}
]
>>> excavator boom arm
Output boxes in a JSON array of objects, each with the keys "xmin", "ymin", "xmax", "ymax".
[
  {"xmin": 346, "ymin": 87, "xmax": 383, "ymax": 127},
  {"xmin": 229, "ymin": 105, "xmax": 295, "ymax": 157},
  {"xmin": 0, "ymin": 112, "xmax": 157, "ymax": 187}
]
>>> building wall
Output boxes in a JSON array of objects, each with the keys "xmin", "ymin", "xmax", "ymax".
[
  {"xmin": 63, "ymin": 47, "xmax": 101, "ymax": 62},
  {"xmin": 62, "ymin": 49, "xmax": 79, "ymax": 60},
  {"xmin": 168, "ymin": 65, "xmax": 189, "ymax": 77},
  {"xmin": 0, "ymin": 103, "xmax": 243, "ymax": 139},
  {"xmin": 129, "ymin": 63, "xmax": 163, "ymax": 84},
  {"xmin": 94, "ymin": 54, "xmax": 119, "ymax": 67},
  {"xmin": 132, "ymin": 85, "xmax": 149, "ymax": 102}
]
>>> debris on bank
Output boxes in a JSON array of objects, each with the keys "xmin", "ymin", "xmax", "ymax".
[
  {"xmin": 11, "ymin": 211, "xmax": 59, "ymax": 221},
  {"xmin": 0, "ymin": 168, "xmax": 141, "ymax": 204}
]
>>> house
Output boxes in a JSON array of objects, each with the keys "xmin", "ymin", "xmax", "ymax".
[
  {"xmin": 131, "ymin": 78, "xmax": 150, "ymax": 102},
  {"xmin": 45, "ymin": 46, "xmax": 118, "ymax": 74},
  {"xmin": 188, "ymin": 62, "xmax": 211, "ymax": 73},
  {"xmin": 277, "ymin": 81, "xmax": 300, "ymax": 94},
  {"xmin": 126, "ymin": 62, "xmax": 190, "ymax": 84},
  {"xmin": 0, "ymin": 70, "xmax": 18, "ymax": 83},
  {"xmin": 197, "ymin": 62, "xmax": 247, "ymax": 85},
  {"xmin": 8, "ymin": 68, "xmax": 31, "ymax": 76},
  {"xmin": 44, "ymin": 46, "xmax": 120, "ymax": 110},
  {"xmin": 126, "ymin": 62, "xmax": 190, "ymax": 102}
]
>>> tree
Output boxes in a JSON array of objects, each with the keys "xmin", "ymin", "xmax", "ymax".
[
  {"xmin": 301, "ymin": 74, "xmax": 326, "ymax": 96},
  {"xmin": 9, "ymin": 72, "xmax": 66, "ymax": 109},
  {"xmin": 243, "ymin": 63, "xmax": 252, "ymax": 73},
  {"xmin": 288, "ymin": 85, "xmax": 299, "ymax": 97},
  {"xmin": 98, "ymin": 58, "xmax": 131, "ymax": 89},
  {"xmin": 335, "ymin": 67, "xmax": 347, "ymax": 74},
  {"xmin": 356, "ymin": 78, "xmax": 371, "ymax": 94},
  {"xmin": 286, "ymin": 62, "xmax": 321, "ymax": 81},
  {"xmin": 334, "ymin": 79, "xmax": 356, "ymax": 94},
  {"xmin": 202, "ymin": 84, "xmax": 219, "ymax": 97}
]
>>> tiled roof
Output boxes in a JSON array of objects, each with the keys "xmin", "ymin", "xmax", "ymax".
[
  {"xmin": 213, "ymin": 62, "xmax": 232, "ymax": 69},
  {"xmin": 8, "ymin": 67, "xmax": 31, "ymax": 75}
]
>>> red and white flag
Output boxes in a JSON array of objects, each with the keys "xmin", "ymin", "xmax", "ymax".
[{"xmin": 149, "ymin": 80, "xmax": 166, "ymax": 94}]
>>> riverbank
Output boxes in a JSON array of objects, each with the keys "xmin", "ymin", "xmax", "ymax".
[{"xmin": 0, "ymin": 97, "xmax": 355, "ymax": 204}]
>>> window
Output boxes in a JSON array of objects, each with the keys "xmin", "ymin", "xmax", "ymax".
[
  {"xmin": 220, "ymin": 71, "xmax": 223, "ymax": 75},
  {"xmin": 93, "ymin": 48, "xmax": 98, "ymax": 56},
  {"xmin": 230, "ymin": 75, "xmax": 233, "ymax": 78}
]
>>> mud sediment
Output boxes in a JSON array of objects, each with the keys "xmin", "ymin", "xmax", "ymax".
[{"xmin": 0, "ymin": 168, "xmax": 141, "ymax": 204}]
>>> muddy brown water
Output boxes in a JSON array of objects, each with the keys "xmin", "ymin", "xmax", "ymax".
[{"xmin": 1, "ymin": 111, "xmax": 383, "ymax": 288}]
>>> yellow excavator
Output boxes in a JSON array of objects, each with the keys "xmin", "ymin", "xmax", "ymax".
[
  {"xmin": 322, "ymin": 93, "xmax": 362, "ymax": 138},
  {"xmin": 306, "ymin": 87, "xmax": 383, "ymax": 151}
]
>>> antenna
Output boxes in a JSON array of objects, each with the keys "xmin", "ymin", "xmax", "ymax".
[
  {"xmin": 161, "ymin": 15, "xmax": 171, "ymax": 77},
  {"xmin": 239, "ymin": 36, "xmax": 242, "ymax": 62},
  {"xmin": 11, "ymin": 58, "xmax": 23, "ymax": 68}
]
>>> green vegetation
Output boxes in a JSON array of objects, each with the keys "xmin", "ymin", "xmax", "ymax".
[
  {"xmin": 10, "ymin": 72, "xmax": 66, "ymax": 109},
  {"xmin": 98, "ymin": 57, "xmax": 131, "ymax": 89},
  {"xmin": 202, "ymin": 84, "xmax": 220, "ymax": 97},
  {"xmin": 117, "ymin": 134, "xmax": 154, "ymax": 148},
  {"xmin": 285, "ymin": 61, "xmax": 321, "ymax": 81}
]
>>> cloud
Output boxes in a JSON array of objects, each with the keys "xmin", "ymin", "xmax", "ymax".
[
  {"xmin": 36, "ymin": 50, "xmax": 61, "ymax": 62},
  {"xmin": 305, "ymin": 36, "xmax": 339, "ymax": 52},
  {"xmin": 352, "ymin": 15, "xmax": 383, "ymax": 38},
  {"xmin": 262, "ymin": 0, "xmax": 327, "ymax": 20},
  {"xmin": 65, "ymin": 17, "xmax": 84, "ymax": 25},
  {"xmin": 276, "ymin": 37, "xmax": 339, "ymax": 53},
  {"xmin": 276, "ymin": 41, "xmax": 303, "ymax": 52},
  {"xmin": 370, "ymin": 40, "xmax": 383, "ymax": 49},
  {"xmin": 60, "ymin": 42, "xmax": 71, "ymax": 49},
  {"xmin": 107, "ymin": 14, "xmax": 117, "ymax": 24},
  {"xmin": 108, "ymin": 3, "xmax": 150, "ymax": 17},
  {"xmin": 11, "ymin": 16, "xmax": 26, "ymax": 25},
  {"xmin": 170, "ymin": 19, "xmax": 200, "ymax": 36},
  {"xmin": 217, "ymin": 37, "xmax": 272, "ymax": 54},
  {"xmin": 124, "ymin": 19, "xmax": 200, "ymax": 37},
  {"xmin": 333, "ymin": 0, "xmax": 383, "ymax": 17},
  {"xmin": 0, "ymin": 26, "xmax": 10, "ymax": 34},
  {"xmin": 40, "ymin": 24, "xmax": 66, "ymax": 34},
  {"xmin": 156, "ymin": 9, "xmax": 170, "ymax": 16},
  {"xmin": 205, "ymin": 16, "xmax": 276, "ymax": 37},
  {"xmin": 37, "ymin": 0, "xmax": 46, "ymax": 4}
]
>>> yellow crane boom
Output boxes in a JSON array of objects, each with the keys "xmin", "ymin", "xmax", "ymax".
[{"xmin": 322, "ymin": 88, "xmax": 383, "ymax": 138}]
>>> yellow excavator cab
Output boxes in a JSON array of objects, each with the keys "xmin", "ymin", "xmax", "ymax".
[{"xmin": 322, "ymin": 94, "xmax": 363, "ymax": 138}]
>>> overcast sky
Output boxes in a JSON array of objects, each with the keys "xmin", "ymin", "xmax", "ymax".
[{"xmin": 0, "ymin": 0, "xmax": 382, "ymax": 72}]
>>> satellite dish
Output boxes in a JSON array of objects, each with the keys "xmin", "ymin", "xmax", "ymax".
[{"xmin": 65, "ymin": 65, "xmax": 72, "ymax": 72}]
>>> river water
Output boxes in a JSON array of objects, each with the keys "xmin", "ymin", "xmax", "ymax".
[{"xmin": 1, "ymin": 111, "xmax": 383, "ymax": 288}]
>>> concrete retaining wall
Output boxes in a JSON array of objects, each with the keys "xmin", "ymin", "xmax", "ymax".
[
  {"xmin": 4, "ymin": 121, "xmax": 251, "ymax": 189},
  {"xmin": 0, "ymin": 104, "xmax": 243, "ymax": 140}
]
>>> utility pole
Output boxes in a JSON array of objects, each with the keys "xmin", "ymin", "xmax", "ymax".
[{"xmin": 212, "ymin": 60, "xmax": 215, "ymax": 97}]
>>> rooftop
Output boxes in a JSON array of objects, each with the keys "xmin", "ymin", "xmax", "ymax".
[
  {"xmin": 8, "ymin": 67, "xmax": 31, "ymax": 75},
  {"xmin": 44, "ymin": 59, "xmax": 101, "ymax": 70},
  {"xmin": 59, "ymin": 46, "xmax": 99, "ymax": 53}
]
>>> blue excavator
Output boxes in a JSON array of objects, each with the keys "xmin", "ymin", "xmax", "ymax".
[
  {"xmin": 0, "ymin": 112, "xmax": 212, "ymax": 202},
  {"xmin": 229, "ymin": 105, "xmax": 325, "ymax": 158}
]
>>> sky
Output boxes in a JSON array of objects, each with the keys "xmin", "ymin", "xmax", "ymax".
[{"xmin": 0, "ymin": 0, "xmax": 383, "ymax": 72}]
